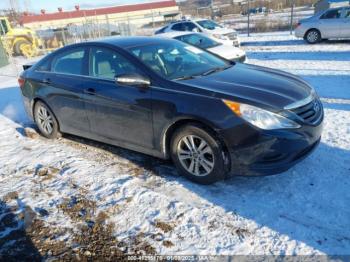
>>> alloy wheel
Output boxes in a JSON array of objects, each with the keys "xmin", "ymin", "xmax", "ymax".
[
  {"xmin": 177, "ymin": 135, "xmax": 215, "ymax": 177},
  {"xmin": 307, "ymin": 31, "xmax": 319, "ymax": 43},
  {"xmin": 37, "ymin": 105, "xmax": 54, "ymax": 135}
]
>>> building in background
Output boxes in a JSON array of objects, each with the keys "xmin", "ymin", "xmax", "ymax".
[
  {"xmin": 314, "ymin": 0, "xmax": 350, "ymax": 13},
  {"xmin": 19, "ymin": 0, "xmax": 179, "ymax": 33}
]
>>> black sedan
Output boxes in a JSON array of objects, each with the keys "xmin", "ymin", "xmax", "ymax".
[{"xmin": 19, "ymin": 37, "xmax": 323, "ymax": 184}]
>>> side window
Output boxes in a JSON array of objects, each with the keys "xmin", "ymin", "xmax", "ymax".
[
  {"xmin": 0, "ymin": 19, "xmax": 9, "ymax": 35},
  {"xmin": 320, "ymin": 9, "xmax": 342, "ymax": 19},
  {"xmin": 52, "ymin": 48, "xmax": 86, "ymax": 75},
  {"xmin": 90, "ymin": 47, "xmax": 139, "ymax": 80},
  {"xmin": 171, "ymin": 23, "xmax": 184, "ymax": 31},
  {"xmin": 183, "ymin": 22, "xmax": 197, "ymax": 31}
]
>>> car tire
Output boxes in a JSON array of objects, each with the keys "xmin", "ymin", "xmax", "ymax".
[
  {"xmin": 34, "ymin": 101, "xmax": 61, "ymax": 139},
  {"xmin": 170, "ymin": 124, "xmax": 227, "ymax": 184},
  {"xmin": 305, "ymin": 29, "xmax": 321, "ymax": 44},
  {"xmin": 14, "ymin": 39, "xmax": 32, "ymax": 57}
]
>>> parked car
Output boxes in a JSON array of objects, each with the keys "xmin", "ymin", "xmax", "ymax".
[
  {"xmin": 158, "ymin": 31, "xmax": 246, "ymax": 62},
  {"xmin": 155, "ymin": 19, "xmax": 240, "ymax": 47},
  {"xmin": 19, "ymin": 37, "xmax": 323, "ymax": 184},
  {"xmin": 295, "ymin": 6, "xmax": 350, "ymax": 44}
]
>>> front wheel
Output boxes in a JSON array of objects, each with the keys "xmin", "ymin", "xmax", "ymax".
[
  {"xmin": 170, "ymin": 124, "xmax": 227, "ymax": 184},
  {"xmin": 34, "ymin": 101, "xmax": 61, "ymax": 139},
  {"xmin": 305, "ymin": 29, "xmax": 321, "ymax": 44}
]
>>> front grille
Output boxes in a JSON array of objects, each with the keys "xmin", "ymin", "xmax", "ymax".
[
  {"xmin": 291, "ymin": 99, "xmax": 323, "ymax": 124},
  {"xmin": 225, "ymin": 32, "xmax": 237, "ymax": 40}
]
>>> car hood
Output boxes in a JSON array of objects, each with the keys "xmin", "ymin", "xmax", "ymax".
[
  {"xmin": 300, "ymin": 14, "xmax": 320, "ymax": 23},
  {"xmin": 208, "ymin": 45, "xmax": 245, "ymax": 60},
  {"xmin": 183, "ymin": 63, "xmax": 313, "ymax": 110}
]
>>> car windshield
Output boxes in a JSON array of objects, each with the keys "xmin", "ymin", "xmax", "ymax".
[
  {"xmin": 196, "ymin": 20, "xmax": 223, "ymax": 30},
  {"xmin": 128, "ymin": 41, "xmax": 231, "ymax": 81},
  {"xmin": 175, "ymin": 33, "xmax": 221, "ymax": 49}
]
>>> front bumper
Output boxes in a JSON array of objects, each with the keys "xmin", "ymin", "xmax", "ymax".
[
  {"xmin": 220, "ymin": 119, "xmax": 323, "ymax": 177},
  {"xmin": 215, "ymin": 38, "xmax": 240, "ymax": 47},
  {"xmin": 295, "ymin": 26, "xmax": 307, "ymax": 38}
]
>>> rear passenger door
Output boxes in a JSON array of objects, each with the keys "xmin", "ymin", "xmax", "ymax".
[
  {"xmin": 44, "ymin": 47, "xmax": 91, "ymax": 134},
  {"xmin": 318, "ymin": 8, "xmax": 343, "ymax": 38}
]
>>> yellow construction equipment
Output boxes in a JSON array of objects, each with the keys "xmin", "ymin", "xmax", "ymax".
[{"xmin": 0, "ymin": 16, "xmax": 42, "ymax": 58}]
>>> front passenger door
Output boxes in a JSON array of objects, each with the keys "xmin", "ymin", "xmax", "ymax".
[
  {"xmin": 84, "ymin": 47, "xmax": 154, "ymax": 149},
  {"xmin": 318, "ymin": 8, "xmax": 343, "ymax": 38},
  {"xmin": 340, "ymin": 8, "xmax": 350, "ymax": 37}
]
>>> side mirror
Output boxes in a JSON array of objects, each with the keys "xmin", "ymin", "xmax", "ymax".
[{"xmin": 115, "ymin": 74, "xmax": 150, "ymax": 89}]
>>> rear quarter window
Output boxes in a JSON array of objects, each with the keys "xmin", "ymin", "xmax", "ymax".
[
  {"xmin": 34, "ymin": 57, "xmax": 51, "ymax": 72},
  {"xmin": 155, "ymin": 26, "xmax": 167, "ymax": 34}
]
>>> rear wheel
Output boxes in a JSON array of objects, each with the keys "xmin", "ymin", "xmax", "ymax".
[
  {"xmin": 305, "ymin": 29, "xmax": 321, "ymax": 44},
  {"xmin": 170, "ymin": 124, "xmax": 227, "ymax": 184},
  {"xmin": 34, "ymin": 101, "xmax": 61, "ymax": 139}
]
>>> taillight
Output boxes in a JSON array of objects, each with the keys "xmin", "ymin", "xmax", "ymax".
[
  {"xmin": 18, "ymin": 77, "xmax": 25, "ymax": 89},
  {"xmin": 296, "ymin": 22, "xmax": 301, "ymax": 28}
]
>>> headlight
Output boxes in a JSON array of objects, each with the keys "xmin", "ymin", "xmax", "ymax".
[
  {"xmin": 213, "ymin": 34, "xmax": 227, "ymax": 40},
  {"xmin": 223, "ymin": 100, "xmax": 301, "ymax": 130}
]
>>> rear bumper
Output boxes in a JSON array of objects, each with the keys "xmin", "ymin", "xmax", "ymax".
[
  {"xmin": 22, "ymin": 95, "xmax": 34, "ymax": 121},
  {"xmin": 220, "ymin": 119, "xmax": 323, "ymax": 177}
]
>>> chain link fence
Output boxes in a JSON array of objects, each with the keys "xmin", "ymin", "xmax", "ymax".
[{"xmin": 0, "ymin": 11, "xmax": 176, "ymax": 78}]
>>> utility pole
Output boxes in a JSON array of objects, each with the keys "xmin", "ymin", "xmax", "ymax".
[
  {"xmin": 247, "ymin": 0, "xmax": 250, "ymax": 37},
  {"xmin": 290, "ymin": 0, "xmax": 294, "ymax": 35},
  {"xmin": 210, "ymin": 0, "xmax": 214, "ymax": 19}
]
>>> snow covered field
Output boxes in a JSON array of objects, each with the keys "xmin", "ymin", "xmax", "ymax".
[{"xmin": 0, "ymin": 32, "xmax": 350, "ymax": 259}]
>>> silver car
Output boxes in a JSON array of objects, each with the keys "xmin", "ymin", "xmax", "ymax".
[{"xmin": 295, "ymin": 7, "xmax": 350, "ymax": 44}]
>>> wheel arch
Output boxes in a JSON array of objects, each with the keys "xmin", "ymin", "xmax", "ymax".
[
  {"xmin": 161, "ymin": 117, "xmax": 230, "ymax": 166},
  {"xmin": 304, "ymin": 28, "xmax": 321, "ymax": 39},
  {"xmin": 32, "ymin": 97, "xmax": 61, "ymax": 131}
]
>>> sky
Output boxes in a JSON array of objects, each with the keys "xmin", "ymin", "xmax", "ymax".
[{"xmin": 0, "ymin": 0, "xmax": 159, "ymax": 13}]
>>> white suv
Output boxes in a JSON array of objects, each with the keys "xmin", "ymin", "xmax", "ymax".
[{"xmin": 155, "ymin": 19, "xmax": 240, "ymax": 47}]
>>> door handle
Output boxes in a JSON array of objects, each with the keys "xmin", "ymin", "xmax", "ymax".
[
  {"xmin": 84, "ymin": 88, "xmax": 96, "ymax": 95},
  {"xmin": 42, "ymin": 78, "xmax": 51, "ymax": 84}
]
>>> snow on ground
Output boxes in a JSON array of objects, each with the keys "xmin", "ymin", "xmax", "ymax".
[{"xmin": 0, "ymin": 32, "xmax": 350, "ymax": 259}]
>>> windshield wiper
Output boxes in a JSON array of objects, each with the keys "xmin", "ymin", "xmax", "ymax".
[
  {"xmin": 173, "ymin": 75, "xmax": 197, "ymax": 81},
  {"xmin": 201, "ymin": 65, "xmax": 232, "ymax": 76},
  {"xmin": 173, "ymin": 65, "xmax": 232, "ymax": 81}
]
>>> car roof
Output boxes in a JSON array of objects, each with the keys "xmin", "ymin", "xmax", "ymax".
[{"xmin": 76, "ymin": 36, "xmax": 177, "ymax": 49}]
